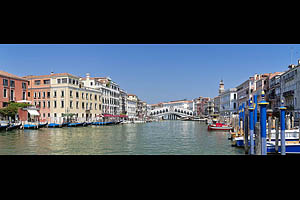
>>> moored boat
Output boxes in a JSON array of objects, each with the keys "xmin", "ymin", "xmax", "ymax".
[
  {"xmin": 0, "ymin": 124, "xmax": 10, "ymax": 131},
  {"xmin": 208, "ymin": 123, "xmax": 233, "ymax": 131},
  {"xmin": 38, "ymin": 122, "xmax": 48, "ymax": 128},
  {"xmin": 68, "ymin": 122, "xmax": 84, "ymax": 127},
  {"xmin": 23, "ymin": 124, "xmax": 38, "ymax": 129},
  {"xmin": 267, "ymin": 141, "xmax": 300, "ymax": 154},
  {"xmin": 6, "ymin": 123, "xmax": 22, "ymax": 131}
]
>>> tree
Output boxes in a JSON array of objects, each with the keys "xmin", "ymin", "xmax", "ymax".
[{"xmin": 0, "ymin": 102, "xmax": 32, "ymax": 118}]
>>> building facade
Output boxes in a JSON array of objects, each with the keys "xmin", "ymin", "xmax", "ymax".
[
  {"xmin": 220, "ymin": 88, "xmax": 237, "ymax": 117},
  {"xmin": 0, "ymin": 70, "xmax": 28, "ymax": 108},
  {"xmin": 25, "ymin": 72, "xmax": 103, "ymax": 123}
]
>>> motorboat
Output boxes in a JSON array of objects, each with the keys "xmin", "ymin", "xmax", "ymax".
[{"xmin": 208, "ymin": 123, "xmax": 233, "ymax": 131}]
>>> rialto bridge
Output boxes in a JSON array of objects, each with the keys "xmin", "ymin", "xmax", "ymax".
[{"xmin": 149, "ymin": 106, "xmax": 194, "ymax": 120}]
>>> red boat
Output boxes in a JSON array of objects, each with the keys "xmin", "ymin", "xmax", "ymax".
[{"xmin": 208, "ymin": 123, "xmax": 233, "ymax": 131}]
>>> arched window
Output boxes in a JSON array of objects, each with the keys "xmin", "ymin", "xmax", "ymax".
[
  {"xmin": 166, "ymin": 109, "xmax": 168, "ymax": 112},
  {"xmin": 175, "ymin": 109, "xmax": 177, "ymax": 112}
]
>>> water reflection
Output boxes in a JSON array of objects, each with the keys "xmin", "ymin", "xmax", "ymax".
[{"xmin": 0, "ymin": 121, "xmax": 244, "ymax": 155}]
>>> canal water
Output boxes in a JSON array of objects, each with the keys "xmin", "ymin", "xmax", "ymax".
[{"xmin": 0, "ymin": 121, "xmax": 244, "ymax": 155}]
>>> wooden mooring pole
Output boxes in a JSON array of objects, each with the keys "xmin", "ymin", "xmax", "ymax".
[
  {"xmin": 275, "ymin": 117, "xmax": 279, "ymax": 154},
  {"xmin": 255, "ymin": 122, "xmax": 261, "ymax": 155}
]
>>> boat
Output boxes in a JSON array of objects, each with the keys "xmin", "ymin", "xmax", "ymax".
[
  {"xmin": 0, "ymin": 124, "xmax": 10, "ymax": 131},
  {"xmin": 112, "ymin": 121, "xmax": 121, "ymax": 125},
  {"xmin": 208, "ymin": 123, "xmax": 233, "ymax": 131},
  {"xmin": 68, "ymin": 122, "xmax": 84, "ymax": 127},
  {"xmin": 133, "ymin": 120, "xmax": 146, "ymax": 123},
  {"xmin": 121, "ymin": 121, "xmax": 132, "ymax": 124},
  {"xmin": 23, "ymin": 124, "xmax": 38, "ymax": 129},
  {"xmin": 48, "ymin": 123, "xmax": 62, "ymax": 128},
  {"xmin": 267, "ymin": 141, "xmax": 300, "ymax": 154},
  {"xmin": 38, "ymin": 122, "xmax": 48, "ymax": 128},
  {"xmin": 84, "ymin": 122, "xmax": 92, "ymax": 126},
  {"xmin": 232, "ymin": 130, "xmax": 300, "ymax": 147},
  {"xmin": 6, "ymin": 123, "xmax": 22, "ymax": 131}
]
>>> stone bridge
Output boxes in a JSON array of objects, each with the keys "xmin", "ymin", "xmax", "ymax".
[{"xmin": 149, "ymin": 106, "xmax": 194, "ymax": 120}]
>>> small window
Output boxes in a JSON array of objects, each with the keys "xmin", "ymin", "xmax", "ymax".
[
  {"xmin": 22, "ymin": 82, "xmax": 27, "ymax": 89},
  {"xmin": 10, "ymin": 80, "xmax": 15, "ymax": 87},
  {"xmin": 62, "ymin": 78, "xmax": 67, "ymax": 83},
  {"xmin": 43, "ymin": 79, "xmax": 50, "ymax": 84},
  {"xmin": 28, "ymin": 92, "xmax": 30, "ymax": 97},
  {"xmin": 34, "ymin": 80, "xmax": 41, "ymax": 85},
  {"xmin": 3, "ymin": 88, "xmax": 7, "ymax": 98},
  {"xmin": 57, "ymin": 79, "xmax": 61, "ymax": 84},
  {"xmin": 3, "ymin": 79, "xmax": 8, "ymax": 86}
]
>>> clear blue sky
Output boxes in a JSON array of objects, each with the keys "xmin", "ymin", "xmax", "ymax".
[{"xmin": 1, "ymin": 44, "xmax": 300, "ymax": 104}]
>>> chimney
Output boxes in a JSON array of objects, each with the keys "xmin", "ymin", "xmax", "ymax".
[
  {"xmin": 86, "ymin": 73, "xmax": 90, "ymax": 80},
  {"xmin": 288, "ymin": 64, "xmax": 295, "ymax": 69},
  {"xmin": 51, "ymin": 72, "xmax": 54, "ymax": 75}
]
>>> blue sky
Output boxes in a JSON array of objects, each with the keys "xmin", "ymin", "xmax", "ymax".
[{"xmin": 0, "ymin": 44, "xmax": 300, "ymax": 104}]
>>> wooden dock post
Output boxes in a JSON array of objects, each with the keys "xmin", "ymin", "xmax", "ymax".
[
  {"xmin": 255, "ymin": 122, "xmax": 261, "ymax": 155},
  {"xmin": 275, "ymin": 118, "xmax": 279, "ymax": 154},
  {"xmin": 268, "ymin": 116, "xmax": 272, "ymax": 142}
]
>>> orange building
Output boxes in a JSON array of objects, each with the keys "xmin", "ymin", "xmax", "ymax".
[
  {"xmin": 0, "ymin": 70, "xmax": 28, "ymax": 108},
  {"xmin": 23, "ymin": 74, "xmax": 52, "ymax": 122}
]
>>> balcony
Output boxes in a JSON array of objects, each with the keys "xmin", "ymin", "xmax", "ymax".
[{"xmin": 283, "ymin": 90, "xmax": 294, "ymax": 97}]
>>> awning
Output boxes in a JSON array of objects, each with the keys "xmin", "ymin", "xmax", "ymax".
[
  {"xmin": 17, "ymin": 100, "xmax": 32, "ymax": 103},
  {"xmin": 27, "ymin": 109, "xmax": 40, "ymax": 116}
]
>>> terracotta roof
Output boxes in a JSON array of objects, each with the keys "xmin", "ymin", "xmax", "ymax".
[
  {"xmin": 0, "ymin": 70, "xmax": 28, "ymax": 81},
  {"xmin": 269, "ymin": 72, "xmax": 283, "ymax": 79},
  {"xmin": 127, "ymin": 94, "xmax": 136, "ymax": 96},
  {"xmin": 23, "ymin": 73, "xmax": 79, "ymax": 79}
]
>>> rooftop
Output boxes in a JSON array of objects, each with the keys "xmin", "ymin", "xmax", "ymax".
[
  {"xmin": 23, "ymin": 72, "xmax": 79, "ymax": 79},
  {"xmin": 0, "ymin": 70, "xmax": 28, "ymax": 81}
]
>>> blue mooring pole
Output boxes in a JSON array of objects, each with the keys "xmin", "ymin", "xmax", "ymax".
[
  {"xmin": 248, "ymin": 100, "xmax": 254, "ymax": 155},
  {"xmin": 258, "ymin": 91, "xmax": 269, "ymax": 155},
  {"xmin": 279, "ymin": 100, "xmax": 286, "ymax": 155}
]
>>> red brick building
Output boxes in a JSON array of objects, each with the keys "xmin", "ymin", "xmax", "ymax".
[{"xmin": 0, "ymin": 70, "xmax": 29, "ymax": 108}]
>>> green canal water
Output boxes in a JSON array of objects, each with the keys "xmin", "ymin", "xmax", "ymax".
[{"xmin": 0, "ymin": 121, "xmax": 244, "ymax": 155}]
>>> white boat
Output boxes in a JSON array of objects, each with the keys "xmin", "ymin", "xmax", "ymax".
[
  {"xmin": 233, "ymin": 130, "xmax": 300, "ymax": 147},
  {"xmin": 133, "ymin": 120, "xmax": 146, "ymax": 124},
  {"xmin": 121, "ymin": 121, "xmax": 132, "ymax": 124}
]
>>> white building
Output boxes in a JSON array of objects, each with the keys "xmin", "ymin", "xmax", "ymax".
[
  {"xmin": 127, "ymin": 94, "xmax": 138, "ymax": 120},
  {"xmin": 220, "ymin": 88, "xmax": 237, "ymax": 117},
  {"xmin": 80, "ymin": 73, "xmax": 120, "ymax": 115}
]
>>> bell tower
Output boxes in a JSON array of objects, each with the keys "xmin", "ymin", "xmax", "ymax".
[{"xmin": 219, "ymin": 79, "xmax": 225, "ymax": 95}]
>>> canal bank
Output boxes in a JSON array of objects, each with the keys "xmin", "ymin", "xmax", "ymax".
[{"xmin": 0, "ymin": 121, "xmax": 244, "ymax": 155}]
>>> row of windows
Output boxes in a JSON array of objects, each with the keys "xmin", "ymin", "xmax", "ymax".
[
  {"xmin": 30, "ymin": 90, "xmax": 102, "ymax": 101},
  {"xmin": 2, "ymin": 79, "xmax": 27, "ymax": 89},
  {"xmin": 34, "ymin": 100, "xmax": 103, "ymax": 110},
  {"xmin": 33, "ymin": 79, "xmax": 50, "ymax": 85},
  {"xmin": 41, "ymin": 113, "xmax": 102, "ymax": 118},
  {"xmin": 1, "ymin": 89, "xmax": 26, "ymax": 100}
]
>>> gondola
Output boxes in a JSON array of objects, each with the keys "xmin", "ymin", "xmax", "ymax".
[
  {"xmin": 0, "ymin": 124, "xmax": 10, "ymax": 131},
  {"xmin": 48, "ymin": 123, "xmax": 62, "ymax": 128},
  {"xmin": 38, "ymin": 122, "xmax": 48, "ymax": 128},
  {"xmin": 67, "ymin": 122, "xmax": 84, "ymax": 127},
  {"xmin": 23, "ymin": 124, "xmax": 38, "ymax": 129},
  {"xmin": 6, "ymin": 123, "xmax": 22, "ymax": 131}
]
